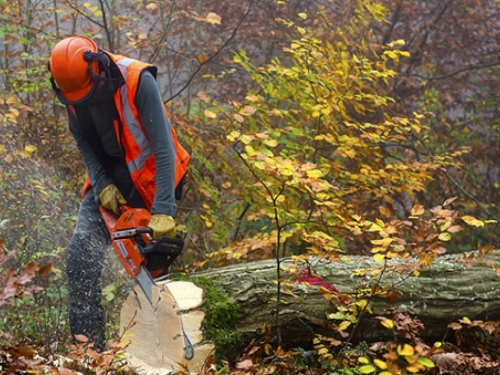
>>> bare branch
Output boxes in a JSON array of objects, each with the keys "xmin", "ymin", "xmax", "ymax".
[
  {"xmin": 408, "ymin": 61, "xmax": 500, "ymax": 82},
  {"xmin": 165, "ymin": 0, "xmax": 255, "ymax": 103}
]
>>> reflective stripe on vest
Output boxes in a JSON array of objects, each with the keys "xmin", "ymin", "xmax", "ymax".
[{"xmin": 114, "ymin": 58, "xmax": 152, "ymax": 174}]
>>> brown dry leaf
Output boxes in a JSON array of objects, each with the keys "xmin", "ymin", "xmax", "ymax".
[
  {"xmin": 196, "ymin": 91, "xmax": 210, "ymax": 101},
  {"xmin": 236, "ymin": 359, "xmax": 253, "ymax": 370},
  {"xmin": 74, "ymin": 334, "xmax": 89, "ymax": 343},
  {"xmin": 379, "ymin": 206, "xmax": 391, "ymax": 218},
  {"xmin": 447, "ymin": 322, "xmax": 462, "ymax": 330},
  {"xmin": 245, "ymin": 94, "xmax": 259, "ymax": 102},
  {"xmin": 446, "ymin": 225, "xmax": 462, "ymax": 233},
  {"xmin": 206, "ymin": 12, "xmax": 221, "ymax": 25},
  {"xmin": 430, "ymin": 353, "xmax": 463, "ymax": 371},
  {"xmin": 38, "ymin": 263, "xmax": 53, "ymax": 278},
  {"xmin": 13, "ymin": 345, "xmax": 35, "ymax": 358},
  {"xmin": 411, "ymin": 204, "xmax": 425, "ymax": 216},
  {"xmin": 233, "ymin": 113, "xmax": 244, "ymax": 123},
  {"xmin": 264, "ymin": 343, "xmax": 273, "ymax": 355},
  {"xmin": 18, "ymin": 261, "xmax": 39, "ymax": 284},
  {"xmin": 386, "ymin": 290, "xmax": 403, "ymax": 303},
  {"xmin": 240, "ymin": 105, "xmax": 256, "ymax": 116},
  {"xmin": 6, "ymin": 96, "xmax": 18, "ymax": 104},
  {"xmin": 443, "ymin": 196, "xmax": 457, "ymax": 206}
]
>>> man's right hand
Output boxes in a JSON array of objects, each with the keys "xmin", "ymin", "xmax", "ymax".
[{"xmin": 99, "ymin": 183, "xmax": 127, "ymax": 215}]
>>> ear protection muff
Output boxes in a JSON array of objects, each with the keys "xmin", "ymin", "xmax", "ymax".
[{"xmin": 83, "ymin": 50, "xmax": 110, "ymax": 71}]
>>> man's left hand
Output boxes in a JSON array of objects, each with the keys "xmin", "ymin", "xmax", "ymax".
[{"xmin": 148, "ymin": 214, "xmax": 176, "ymax": 240}]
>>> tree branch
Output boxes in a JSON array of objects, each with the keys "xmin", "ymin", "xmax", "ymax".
[
  {"xmin": 165, "ymin": 0, "xmax": 255, "ymax": 103},
  {"xmin": 408, "ymin": 61, "xmax": 500, "ymax": 82}
]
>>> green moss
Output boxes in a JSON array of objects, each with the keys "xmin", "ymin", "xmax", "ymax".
[{"xmin": 172, "ymin": 274, "xmax": 240, "ymax": 360}]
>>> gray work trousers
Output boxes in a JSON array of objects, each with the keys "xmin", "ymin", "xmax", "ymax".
[{"xmin": 66, "ymin": 188, "xmax": 110, "ymax": 350}]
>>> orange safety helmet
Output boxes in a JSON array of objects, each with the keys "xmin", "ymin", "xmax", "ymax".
[{"xmin": 49, "ymin": 36, "xmax": 108, "ymax": 105}]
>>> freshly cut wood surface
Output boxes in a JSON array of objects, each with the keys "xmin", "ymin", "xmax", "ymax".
[{"xmin": 120, "ymin": 280, "xmax": 214, "ymax": 374}]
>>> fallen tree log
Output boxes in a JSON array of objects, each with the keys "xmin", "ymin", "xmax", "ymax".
[
  {"xmin": 197, "ymin": 253, "xmax": 500, "ymax": 344},
  {"xmin": 120, "ymin": 252, "xmax": 500, "ymax": 373}
]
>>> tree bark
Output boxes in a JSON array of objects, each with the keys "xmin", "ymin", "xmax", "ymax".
[
  {"xmin": 194, "ymin": 253, "xmax": 500, "ymax": 346},
  {"xmin": 120, "ymin": 253, "xmax": 500, "ymax": 372}
]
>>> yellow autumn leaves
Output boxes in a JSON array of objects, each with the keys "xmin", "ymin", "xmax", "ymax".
[
  {"xmin": 204, "ymin": 94, "xmax": 259, "ymax": 122},
  {"xmin": 0, "ymin": 144, "xmax": 37, "ymax": 163},
  {"xmin": 357, "ymin": 338, "xmax": 435, "ymax": 374}
]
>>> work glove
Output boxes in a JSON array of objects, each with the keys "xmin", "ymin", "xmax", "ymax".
[
  {"xmin": 99, "ymin": 183, "xmax": 127, "ymax": 215},
  {"xmin": 148, "ymin": 214, "xmax": 176, "ymax": 240}
]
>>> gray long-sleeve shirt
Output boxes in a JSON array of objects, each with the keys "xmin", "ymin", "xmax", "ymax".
[{"xmin": 68, "ymin": 71, "xmax": 177, "ymax": 217}]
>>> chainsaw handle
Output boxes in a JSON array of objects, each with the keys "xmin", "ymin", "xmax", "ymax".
[
  {"xmin": 141, "ymin": 235, "xmax": 184, "ymax": 255},
  {"xmin": 136, "ymin": 227, "xmax": 153, "ymax": 235},
  {"xmin": 141, "ymin": 236, "xmax": 184, "ymax": 276}
]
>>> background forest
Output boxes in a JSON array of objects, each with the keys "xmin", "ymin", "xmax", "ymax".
[{"xmin": 1, "ymin": 0, "xmax": 500, "ymax": 374}]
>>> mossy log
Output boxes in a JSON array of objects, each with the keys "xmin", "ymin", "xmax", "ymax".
[
  {"xmin": 120, "ymin": 253, "xmax": 500, "ymax": 373},
  {"xmin": 195, "ymin": 253, "xmax": 500, "ymax": 347}
]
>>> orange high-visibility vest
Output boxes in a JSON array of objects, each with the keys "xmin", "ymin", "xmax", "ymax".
[{"xmin": 82, "ymin": 52, "xmax": 190, "ymax": 209}]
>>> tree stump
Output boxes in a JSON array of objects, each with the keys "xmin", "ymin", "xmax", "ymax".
[
  {"xmin": 119, "ymin": 253, "xmax": 500, "ymax": 372},
  {"xmin": 120, "ymin": 280, "xmax": 215, "ymax": 374}
]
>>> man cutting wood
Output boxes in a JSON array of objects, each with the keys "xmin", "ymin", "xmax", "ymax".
[{"xmin": 48, "ymin": 35, "xmax": 190, "ymax": 351}]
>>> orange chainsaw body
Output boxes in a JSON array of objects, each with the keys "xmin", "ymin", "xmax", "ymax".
[
  {"xmin": 100, "ymin": 207, "xmax": 152, "ymax": 277},
  {"xmin": 100, "ymin": 206, "xmax": 184, "ymax": 280}
]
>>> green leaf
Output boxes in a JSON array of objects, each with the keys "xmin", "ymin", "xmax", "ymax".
[
  {"xmin": 438, "ymin": 232, "xmax": 452, "ymax": 241},
  {"xmin": 358, "ymin": 356, "xmax": 370, "ymax": 364},
  {"xmin": 327, "ymin": 312, "xmax": 347, "ymax": 320},
  {"xmin": 417, "ymin": 357, "xmax": 435, "ymax": 368},
  {"xmin": 102, "ymin": 284, "xmax": 116, "ymax": 302},
  {"xmin": 359, "ymin": 364, "xmax": 377, "ymax": 374}
]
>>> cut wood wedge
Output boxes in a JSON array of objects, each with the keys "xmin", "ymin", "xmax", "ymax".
[{"xmin": 120, "ymin": 280, "xmax": 214, "ymax": 374}]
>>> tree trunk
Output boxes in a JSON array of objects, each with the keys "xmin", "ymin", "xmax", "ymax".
[
  {"xmin": 120, "ymin": 253, "xmax": 500, "ymax": 373},
  {"xmin": 196, "ymin": 253, "xmax": 500, "ymax": 346}
]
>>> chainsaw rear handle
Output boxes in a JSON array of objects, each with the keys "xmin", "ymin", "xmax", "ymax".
[
  {"xmin": 142, "ymin": 235, "xmax": 184, "ymax": 276},
  {"xmin": 141, "ymin": 234, "xmax": 184, "ymax": 255}
]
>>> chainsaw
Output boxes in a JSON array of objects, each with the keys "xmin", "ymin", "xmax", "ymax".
[{"xmin": 99, "ymin": 206, "xmax": 194, "ymax": 359}]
